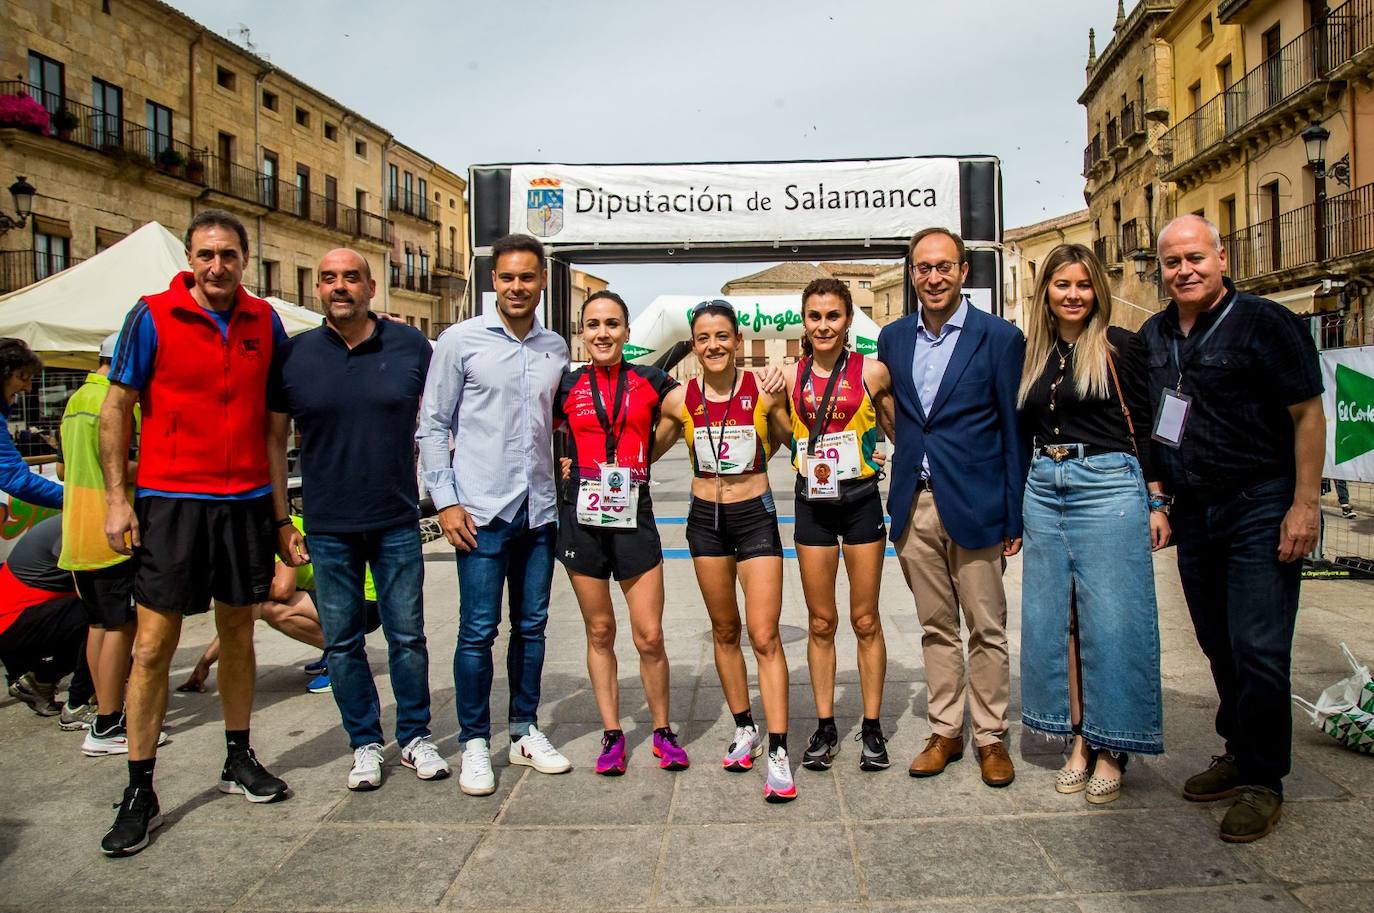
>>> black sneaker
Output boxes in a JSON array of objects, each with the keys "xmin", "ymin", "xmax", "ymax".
[
  {"xmin": 801, "ymin": 725, "xmax": 840, "ymax": 771},
  {"xmin": 857, "ymin": 724, "xmax": 891, "ymax": 771},
  {"xmin": 218, "ymin": 748, "xmax": 290, "ymax": 803},
  {"xmin": 101, "ymin": 786, "xmax": 161, "ymax": 857}
]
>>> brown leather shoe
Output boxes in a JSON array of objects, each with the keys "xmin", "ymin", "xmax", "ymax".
[
  {"xmin": 977, "ymin": 741, "xmax": 1015, "ymax": 787},
  {"xmin": 909, "ymin": 734, "xmax": 964, "ymax": 777}
]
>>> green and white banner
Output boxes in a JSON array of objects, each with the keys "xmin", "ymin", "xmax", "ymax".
[
  {"xmin": 1322, "ymin": 345, "xmax": 1374, "ymax": 481},
  {"xmin": 623, "ymin": 294, "xmax": 887, "ymax": 365}
]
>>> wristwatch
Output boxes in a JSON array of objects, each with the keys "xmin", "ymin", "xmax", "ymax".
[
  {"xmin": 1148, "ymin": 493, "xmax": 1174, "ymax": 516},
  {"xmin": 273, "ymin": 517, "xmax": 294, "ymax": 529}
]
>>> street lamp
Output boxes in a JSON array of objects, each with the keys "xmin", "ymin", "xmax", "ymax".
[
  {"xmin": 1130, "ymin": 248, "xmax": 1157, "ymax": 286},
  {"xmin": 1303, "ymin": 122, "xmax": 1338, "ymax": 264},
  {"xmin": 0, "ymin": 176, "xmax": 35, "ymax": 235}
]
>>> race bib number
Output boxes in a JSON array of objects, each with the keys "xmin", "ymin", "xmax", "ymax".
[
  {"xmin": 693, "ymin": 426, "xmax": 757, "ymax": 475},
  {"xmin": 798, "ymin": 430, "xmax": 862, "ymax": 480},
  {"xmin": 576, "ymin": 480, "xmax": 638, "ymax": 528}
]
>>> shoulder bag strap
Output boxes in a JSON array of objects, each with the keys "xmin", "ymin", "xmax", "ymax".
[{"xmin": 1105, "ymin": 350, "xmax": 1137, "ymax": 457}]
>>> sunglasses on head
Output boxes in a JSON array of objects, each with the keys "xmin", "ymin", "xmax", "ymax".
[{"xmin": 689, "ymin": 299, "xmax": 735, "ymax": 319}]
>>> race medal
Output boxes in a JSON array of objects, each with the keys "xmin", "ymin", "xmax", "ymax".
[
  {"xmin": 693, "ymin": 426, "xmax": 756, "ymax": 475},
  {"xmin": 1152, "ymin": 389, "xmax": 1191, "ymax": 449},
  {"xmin": 576, "ymin": 480, "xmax": 637, "ymax": 529},
  {"xmin": 798, "ymin": 430, "xmax": 861, "ymax": 480},
  {"xmin": 806, "ymin": 457, "xmax": 840, "ymax": 500},
  {"xmin": 600, "ymin": 464, "xmax": 630, "ymax": 508}
]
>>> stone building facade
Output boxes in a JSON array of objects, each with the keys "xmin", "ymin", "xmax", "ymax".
[
  {"xmin": 1081, "ymin": 0, "xmax": 1179, "ymax": 329},
  {"xmin": 0, "ymin": 0, "xmax": 467, "ymax": 335}
]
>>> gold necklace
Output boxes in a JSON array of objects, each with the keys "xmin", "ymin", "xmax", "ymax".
[{"xmin": 1047, "ymin": 339, "xmax": 1075, "ymax": 436}]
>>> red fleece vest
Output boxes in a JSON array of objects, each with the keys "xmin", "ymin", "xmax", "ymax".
[{"xmin": 135, "ymin": 273, "xmax": 274, "ymax": 495}]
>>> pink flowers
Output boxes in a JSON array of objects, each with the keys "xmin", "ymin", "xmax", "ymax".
[{"xmin": 0, "ymin": 93, "xmax": 51, "ymax": 135}]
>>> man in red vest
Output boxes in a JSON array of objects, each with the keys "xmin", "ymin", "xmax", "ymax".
[{"xmin": 97, "ymin": 209, "xmax": 291, "ymax": 857}]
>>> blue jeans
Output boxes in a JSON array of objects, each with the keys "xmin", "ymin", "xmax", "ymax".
[
  {"xmin": 1172, "ymin": 476, "xmax": 1300, "ymax": 793},
  {"xmin": 1020, "ymin": 452, "xmax": 1164, "ymax": 754},
  {"xmin": 310, "ymin": 521, "xmax": 431, "ymax": 749},
  {"xmin": 454, "ymin": 498, "xmax": 556, "ymax": 743}
]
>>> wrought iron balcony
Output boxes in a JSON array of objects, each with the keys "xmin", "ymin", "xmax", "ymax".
[
  {"xmin": 1223, "ymin": 181, "xmax": 1374, "ymax": 282},
  {"xmin": 1161, "ymin": 2, "xmax": 1374, "ymax": 183},
  {"xmin": 390, "ymin": 189, "xmax": 431, "ymax": 221},
  {"xmin": 0, "ymin": 248, "xmax": 85, "ymax": 294}
]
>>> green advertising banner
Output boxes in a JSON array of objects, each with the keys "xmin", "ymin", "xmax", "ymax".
[{"xmin": 1323, "ymin": 347, "xmax": 1374, "ymax": 480}]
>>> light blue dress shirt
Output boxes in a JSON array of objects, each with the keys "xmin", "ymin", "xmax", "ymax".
[
  {"xmin": 417, "ymin": 308, "xmax": 569, "ymax": 528},
  {"xmin": 911, "ymin": 297, "xmax": 969, "ymax": 476}
]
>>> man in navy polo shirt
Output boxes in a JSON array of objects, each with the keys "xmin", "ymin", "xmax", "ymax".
[{"xmin": 268, "ymin": 248, "xmax": 446, "ymax": 792}]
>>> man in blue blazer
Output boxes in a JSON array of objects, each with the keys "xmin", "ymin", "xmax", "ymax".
[{"xmin": 878, "ymin": 227, "xmax": 1027, "ymax": 787}]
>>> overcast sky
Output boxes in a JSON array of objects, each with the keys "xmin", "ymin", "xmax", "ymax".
[{"xmin": 169, "ymin": 0, "xmax": 1124, "ymax": 312}]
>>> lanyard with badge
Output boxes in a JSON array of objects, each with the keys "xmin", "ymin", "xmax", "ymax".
[
  {"xmin": 1152, "ymin": 299, "xmax": 1235, "ymax": 448},
  {"xmin": 800, "ymin": 351, "xmax": 848, "ymax": 500},
  {"xmin": 590, "ymin": 363, "xmax": 630, "ymax": 506},
  {"xmin": 574, "ymin": 363, "xmax": 638, "ymax": 529},
  {"xmin": 702, "ymin": 368, "xmax": 740, "ymax": 529}
]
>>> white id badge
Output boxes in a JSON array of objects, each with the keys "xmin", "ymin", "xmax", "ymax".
[
  {"xmin": 692, "ymin": 426, "xmax": 757, "ymax": 475},
  {"xmin": 600, "ymin": 465, "xmax": 630, "ymax": 508},
  {"xmin": 576, "ymin": 480, "xmax": 637, "ymax": 528},
  {"xmin": 805, "ymin": 457, "xmax": 841, "ymax": 500},
  {"xmin": 1152, "ymin": 388, "xmax": 1192, "ymax": 449},
  {"xmin": 799, "ymin": 431, "xmax": 862, "ymax": 480}
]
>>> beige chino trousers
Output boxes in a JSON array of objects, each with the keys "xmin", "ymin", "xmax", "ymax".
[{"xmin": 896, "ymin": 490, "xmax": 1011, "ymax": 747}]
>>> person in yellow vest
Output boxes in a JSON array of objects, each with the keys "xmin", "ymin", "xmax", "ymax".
[
  {"xmin": 58, "ymin": 332, "xmax": 143, "ymax": 756},
  {"xmin": 176, "ymin": 515, "xmax": 379, "ymax": 695}
]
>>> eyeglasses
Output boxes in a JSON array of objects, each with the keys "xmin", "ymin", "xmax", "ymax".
[
  {"xmin": 911, "ymin": 261, "xmax": 961, "ymax": 278},
  {"xmin": 689, "ymin": 298, "xmax": 735, "ymax": 319}
]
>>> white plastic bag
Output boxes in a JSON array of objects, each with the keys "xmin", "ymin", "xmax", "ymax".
[{"xmin": 1292, "ymin": 643, "xmax": 1374, "ymax": 755}]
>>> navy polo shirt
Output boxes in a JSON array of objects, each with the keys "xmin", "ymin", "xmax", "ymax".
[{"xmin": 269, "ymin": 316, "xmax": 433, "ymax": 534}]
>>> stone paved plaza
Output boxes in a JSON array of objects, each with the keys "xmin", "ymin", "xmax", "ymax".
[{"xmin": 1, "ymin": 452, "xmax": 1372, "ymax": 912}]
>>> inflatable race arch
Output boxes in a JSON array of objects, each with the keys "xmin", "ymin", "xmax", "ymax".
[{"xmin": 466, "ymin": 156, "xmax": 1003, "ymax": 343}]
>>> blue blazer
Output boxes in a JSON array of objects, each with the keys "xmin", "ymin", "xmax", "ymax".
[{"xmin": 878, "ymin": 305, "xmax": 1027, "ymax": 550}]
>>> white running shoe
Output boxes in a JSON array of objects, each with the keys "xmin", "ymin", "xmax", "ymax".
[
  {"xmin": 401, "ymin": 736, "xmax": 451, "ymax": 781},
  {"xmin": 459, "ymin": 738, "xmax": 496, "ymax": 796},
  {"xmin": 764, "ymin": 748, "xmax": 798, "ymax": 803},
  {"xmin": 722, "ymin": 724, "xmax": 763, "ymax": 772},
  {"xmin": 347, "ymin": 742, "xmax": 385, "ymax": 791},
  {"xmin": 509, "ymin": 725, "xmax": 572, "ymax": 774},
  {"xmin": 81, "ymin": 726, "xmax": 169, "ymax": 757}
]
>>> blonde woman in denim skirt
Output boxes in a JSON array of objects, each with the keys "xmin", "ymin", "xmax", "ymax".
[{"xmin": 1016, "ymin": 243, "xmax": 1170, "ymax": 804}]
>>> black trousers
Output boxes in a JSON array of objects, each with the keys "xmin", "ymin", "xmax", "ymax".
[
  {"xmin": 0, "ymin": 595, "xmax": 89, "ymax": 701},
  {"xmin": 1173, "ymin": 477, "xmax": 1301, "ymax": 794}
]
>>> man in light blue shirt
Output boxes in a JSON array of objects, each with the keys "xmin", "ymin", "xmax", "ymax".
[{"xmin": 417, "ymin": 234, "xmax": 572, "ymax": 796}]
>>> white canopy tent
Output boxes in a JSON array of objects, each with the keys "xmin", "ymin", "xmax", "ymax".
[{"xmin": 0, "ymin": 222, "xmax": 321, "ymax": 368}]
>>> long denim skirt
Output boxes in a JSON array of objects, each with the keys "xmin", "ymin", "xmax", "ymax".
[{"xmin": 1019, "ymin": 451, "xmax": 1164, "ymax": 754}]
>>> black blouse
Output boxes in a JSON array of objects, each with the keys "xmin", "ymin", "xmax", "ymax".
[{"xmin": 1019, "ymin": 326, "xmax": 1156, "ymax": 482}]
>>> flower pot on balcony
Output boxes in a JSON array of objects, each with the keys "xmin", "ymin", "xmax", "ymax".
[
  {"xmin": 185, "ymin": 158, "xmax": 206, "ymax": 184},
  {"xmin": 52, "ymin": 108, "xmax": 79, "ymax": 141},
  {"xmin": 156, "ymin": 148, "xmax": 187, "ymax": 177}
]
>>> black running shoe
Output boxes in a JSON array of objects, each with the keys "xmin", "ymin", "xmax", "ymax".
[
  {"xmin": 801, "ymin": 725, "xmax": 840, "ymax": 771},
  {"xmin": 219, "ymin": 748, "xmax": 290, "ymax": 803},
  {"xmin": 101, "ymin": 786, "xmax": 161, "ymax": 857},
  {"xmin": 857, "ymin": 724, "xmax": 890, "ymax": 771}
]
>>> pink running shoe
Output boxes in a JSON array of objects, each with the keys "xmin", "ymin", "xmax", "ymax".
[
  {"xmin": 652, "ymin": 728, "xmax": 690, "ymax": 771},
  {"xmin": 595, "ymin": 731, "xmax": 627, "ymax": 776}
]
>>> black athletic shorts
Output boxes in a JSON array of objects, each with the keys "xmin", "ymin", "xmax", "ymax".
[
  {"xmin": 132, "ymin": 495, "xmax": 276, "ymax": 615},
  {"xmin": 685, "ymin": 491, "xmax": 784, "ymax": 561},
  {"xmin": 794, "ymin": 487, "xmax": 887, "ymax": 547},
  {"xmin": 72, "ymin": 562, "xmax": 136, "ymax": 628},
  {"xmin": 556, "ymin": 488, "xmax": 662, "ymax": 581}
]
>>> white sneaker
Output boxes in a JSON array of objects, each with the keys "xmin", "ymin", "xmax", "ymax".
[
  {"xmin": 401, "ymin": 736, "xmax": 451, "ymax": 781},
  {"xmin": 347, "ymin": 742, "xmax": 385, "ymax": 791},
  {"xmin": 509, "ymin": 725, "xmax": 572, "ymax": 774},
  {"xmin": 81, "ymin": 726, "xmax": 169, "ymax": 757},
  {"xmin": 459, "ymin": 738, "xmax": 496, "ymax": 796}
]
